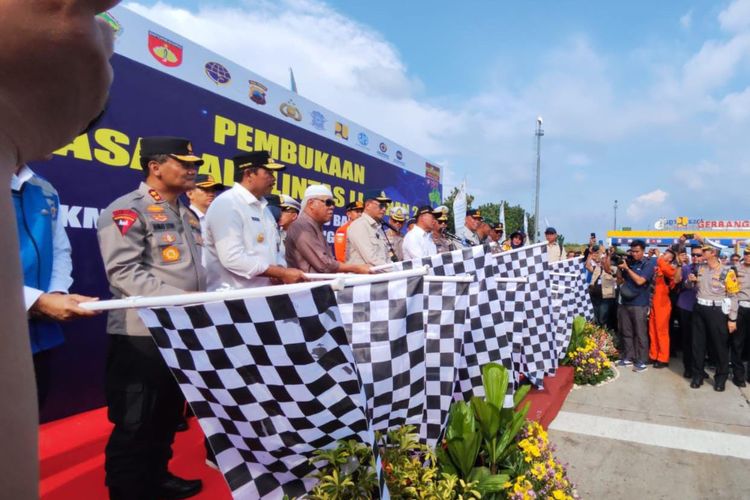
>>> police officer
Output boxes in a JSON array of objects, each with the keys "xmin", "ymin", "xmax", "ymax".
[
  {"xmin": 334, "ymin": 200, "xmax": 364, "ymax": 262},
  {"xmin": 386, "ymin": 206, "xmax": 406, "ymax": 261},
  {"xmin": 203, "ymin": 151, "xmax": 305, "ymax": 289},
  {"xmin": 97, "ymin": 137, "xmax": 206, "ymax": 499},
  {"xmin": 461, "ymin": 208, "xmax": 483, "ymax": 246},
  {"xmin": 346, "ymin": 189, "xmax": 391, "ymax": 266},
  {"xmin": 186, "ymin": 173, "xmax": 224, "ymax": 226},
  {"xmin": 688, "ymin": 244, "xmax": 740, "ymax": 391},
  {"xmin": 432, "ymin": 214, "xmax": 454, "ymax": 253},
  {"xmin": 730, "ymin": 246, "xmax": 750, "ymax": 387}
]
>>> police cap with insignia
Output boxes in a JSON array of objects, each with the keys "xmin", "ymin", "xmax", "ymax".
[
  {"xmin": 363, "ymin": 189, "xmax": 392, "ymax": 203},
  {"xmin": 140, "ymin": 136, "xmax": 203, "ymax": 166},
  {"xmin": 280, "ymin": 195, "xmax": 301, "ymax": 213},
  {"xmin": 744, "ymin": 246, "xmax": 750, "ymax": 255},
  {"xmin": 195, "ymin": 174, "xmax": 224, "ymax": 190},
  {"xmin": 492, "ymin": 222, "xmax": 504, "ymax": 232},
  {"xmin": 390, "ymin": 206, "xmax": 407, "ymax": 223},
  {"xmin": 416, "ymin": 205, "xmax": 441, "ymax": 217},
  {"xmin": 466, "ymin": 208, "xmax": 483, "ymax": 220},
  {"xmin": 345, "ymin": 200, "xmax": 365, "ymax": 212},
  {"xmin": 406, "ymin": 218, "xmax": 416, "ymax": 227},
  {"xmin": 233, "ymin": 151, "xmax": 285, "ymax": 171},
  {"xmin": 437, "ymin": 214, "xmax": 448, "ymax": 223}
]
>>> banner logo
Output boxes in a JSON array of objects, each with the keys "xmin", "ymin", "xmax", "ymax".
[
  {"xmin": 335, "ymin": 121, "xmax": 349, "ymax": 140},
  {"xmin": 395, "ymin": 150, "xmax": 403, "ymax": 161},
  {"xmin": 204, "ymin": 62, "xmax": 231, "ymax": 85},
  {"xmin": 280, "ymin": 100, "xmax": 303, "ymax": 121},
  {"xmin": 311, "ymin": 111, "xmax": 326, "ymax": 130},
  {"xmin": 357, "ymin": 132, "xmax": 369, "ymax": 147},
  {"xmin": 379, "ymin": 142, "xmax": 388, "ymax": 153},
  {"xmin": 148, "ymin": 31, "xmax": 183, "ymax": 67},
  {"xmin": 248, "ymin": 80, "xmax": 267, "ymax": 105}
]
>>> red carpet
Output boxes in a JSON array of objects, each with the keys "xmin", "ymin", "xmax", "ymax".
[
  {"xmin": 40, "ymin": 368, "xmax": 574, "ymax": 499},
  {"xmin": 521, "ymin": 366, "xmax": 575, "ymax": 429}
]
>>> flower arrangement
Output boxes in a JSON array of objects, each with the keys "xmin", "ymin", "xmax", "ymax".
[
  {"xmin": 581, "ymin": 323, "xmax": 619, "ymax": 360},
  {"xmin": 567, "ymin": 337, "xmax": 614, "ymax": 386},
  {"xmin": 503, "ymin": 421, "xmax": 578, "ymax": 500}
]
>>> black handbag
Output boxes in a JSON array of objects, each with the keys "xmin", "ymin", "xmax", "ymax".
[{"xmin": 619, "ymin": 282, "xmax": 639, "ymax": 301}]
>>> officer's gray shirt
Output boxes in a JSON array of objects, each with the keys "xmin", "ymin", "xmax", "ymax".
[
  {"xmin": 736, "ymin": 262, "xmax": 750, "ymax": 302},
  {"xmin": 346, "ymin": 213, "xmax": 388, "ymax": 265},
  {"xmin": 461, "ymin": 226, "xmax": 480, "ymax": 246},
  {"xmin": 97, "ymin": 182, "xmax": 206, "ymax": 336}
]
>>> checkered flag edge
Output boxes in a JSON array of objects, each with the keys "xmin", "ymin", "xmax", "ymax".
[
  {"xmin": 138, "ymin": 285, "xmax": 371, "ymax": 499},
  {"xmin": 494, "ymin": 244, "xmax": 556, "ymax": 385},
  {"xmin": 335, "ymin": 276, "xmax": 426, "ymax": 433},
  {"xmin": 549, "ymin": 258, "xmax": 594, "ymax": 322},
  {"xmin": 419, "ymin": 280, "xmax": 470, "ymax": 447},
  {"xmin": 396, "ymin": 245, "xmax": 516, "ymax": 405}
]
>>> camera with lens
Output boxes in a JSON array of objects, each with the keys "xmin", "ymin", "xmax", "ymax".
[{"xmin": 611, "ymin": 253, "xmax": 632, "ymax": 267}]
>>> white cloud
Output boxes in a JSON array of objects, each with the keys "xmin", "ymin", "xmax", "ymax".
[
  {"xmin": 719, "ymin": 0, "xmax": 750, "ymax": 32},
  {"xmin": 680, "ymin": 9, "xmax": 693, "ymax": 30},
  {"xmin": 626, "ymin": 189, "xmax": 669, "ymax": 220},
  {"xmin": 674, "ymin": 161, "xmax": 721, "ymax": 190}
]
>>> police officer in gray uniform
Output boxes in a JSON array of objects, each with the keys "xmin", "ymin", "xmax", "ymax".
[
  {"xmin": 688, "ymin": 244, "xmax": 740, "ymax": 391},
  {"xmin": 97, "ymin": 137, "xmax": 206, "ymax": 500},
  {"xmin": 730, "ymin": 246, "xmax": 750, "ymax": 387},
  {"xmin": 461, "ymin": 208, "xmax": 483, "ymax": 246}
]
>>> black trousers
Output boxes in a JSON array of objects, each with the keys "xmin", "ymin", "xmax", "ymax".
[
  {"xmin": 33, "ymin": 349, "xmax": 53, "ymax": 413},
  {"xmin": 730, "ymin": 307, "xmax": 749, "ymax": 380},
  {"xmin": 678, "ymin": 307, "xmax": 693, "ymax": 375},
  {"xmin": 692, "ymin": 304, "xmax": 730, "ymax": 381},
  {"xmin": 104, "ymin": 335, "xmax": 182, "ymax": 498}
]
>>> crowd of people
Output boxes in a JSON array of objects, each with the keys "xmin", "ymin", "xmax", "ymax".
[{"xmin": 583, "ymin": 236, "xmax": 750, "ymax": 393}]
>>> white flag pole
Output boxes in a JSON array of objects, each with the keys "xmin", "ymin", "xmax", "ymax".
[
  {"xmin": 80, "ymin": 280, "xmax": 343, "ymax": 312},
  {"xmin": 306, "ymin": 267, "xmax": 429, "ymax": 287},
  {"xmin": 453, "ymin": 180, "xmax": 467, "ymax": 237}
]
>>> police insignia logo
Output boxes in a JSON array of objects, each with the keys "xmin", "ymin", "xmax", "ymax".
[
  {"xmin": 112, "ymin": 209, "xmax": 138, "ymax": 236},
  {"xmin": 396, "ymin": 150, "xmax": 403, "ymax": 161},
  {"xmin": 249, "ymin": 80, "xmax": 268, "ymax": 105},
  {"xmin": 280, "ymin": 100, "xmax": 302, "ymax": 121},
  {"xmin": 188, "ymin": 217, "xmax": 200, "ymax": 228},
  {"xmin": 150, "ymin": 213, "xmax": 169, "ymax": 222},
  {"xmin": 379, "ymin": 142, "xmax": 388, "ymax": 153},
  {"xmin": 146, "ymin": 204, "xmax": 164, "ymax": 213},
  {"xmin": 335, "ymin": 121, "xmax": 349, "ymax": 140},
  {"xmin": 148, "ymin": 189, "xmax": 162, "ymax": 202},
  {"xmin": 148, "ymin": 31, "xmax": 183, "ymax": 67},
  {"xmin": 161, "ymin": 246, "xmax": 180, "ymax": 262},
  {"xmin": 358, "ymin": 132, "xmax": 369, "ymax": 147},
  {"xmin": 161, "ymin": 233, "xmax": 177, "ymax": 244},
  {"xmin": 311, "ymin": 111, "xmax": 326, "ymax": 130},
  {"xmin": 257, "ymin": 233, "xmax": 265, "ymax": 243},
  {"xmin": 205, "ymin": 61, "xmax": 231, "ymax": 85}
]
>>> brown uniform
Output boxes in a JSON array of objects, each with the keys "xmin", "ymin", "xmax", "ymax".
[{"xmin": 285, "ymin": 211, "xmax": 341, "ymax": 273}]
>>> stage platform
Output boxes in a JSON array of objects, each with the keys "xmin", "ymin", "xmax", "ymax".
[{"xmin": 40, "ymin": 366, "xmax": 573, "ymax": 499}]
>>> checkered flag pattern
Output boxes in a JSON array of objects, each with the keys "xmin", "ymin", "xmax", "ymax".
[
  {"xmin": 550, "ymin": 257, "xmax": 594, "ymax": 322},
  {"xmin": 335, "ymin": 276, "xmax": 426, "ymax": 432},
  {"xmin": 397, "ymin": 244, "xmax": 514, "ymax": 404},
  {"xmin": 493, "ymin": 243, "xmax": 556, "ymax": 388},
  {"xmin": 137, "ymin": 285, "xmax": 371, "ymax": 499},
  {"xmin": 419, "ymin": 279, "xmax": 470, "ymax": 447},
  {"xmin": 550, "ymin": 290, "xmax": 574, "ymax": 360}
]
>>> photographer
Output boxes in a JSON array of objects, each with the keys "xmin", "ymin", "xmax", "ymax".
[
  {"xmin": 586, "ymin": 246, "xmax": 617, "ymax": 327},
  {"xmin": 604, "ymin": 239, "xmax": 655, "ymax": 372}
]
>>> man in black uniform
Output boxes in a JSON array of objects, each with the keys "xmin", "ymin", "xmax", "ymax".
[{"xmin": 97, "ymin": 137, "xmax": 206, "ymax": 499}]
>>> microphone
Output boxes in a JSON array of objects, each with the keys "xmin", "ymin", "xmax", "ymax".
[{"xmin": 381, "ymin": 220, "xmax": 400, "ymax": 233}]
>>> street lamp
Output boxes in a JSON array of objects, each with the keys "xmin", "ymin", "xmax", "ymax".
[{"xmin": 534, "ymin": 116, "xmax": 544, "ymax": 243}]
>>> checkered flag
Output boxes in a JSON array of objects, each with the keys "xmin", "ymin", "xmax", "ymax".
[
  {"xmin": 550, "ymin": 257, "xmax": 594, "ymax": 322},
  {"xmin": 335, "ymin": 276, "xmax": 426, "ymax": 432},
  {"xmin": 550, "ymin": 290, "xmax": 574, "ymax": 359},
  {"xmin": 494, "ymin": 243, "xmax": 556, "ymax": 387},
  {"xmin": 137, "ymin": 285, "xmax": 371, "ymax": 499},
  {"xmin": 396, "ymin": 244, "xmax": 514, "ymax": 404},
  {"xmin": 419, "ymin": 279, "xmax": 470, "ymax": 447}
]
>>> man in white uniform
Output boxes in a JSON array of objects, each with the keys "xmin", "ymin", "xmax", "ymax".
[
  {"xmin": 402, "ymin": 205, "xmax": 440, "ymax": 260},
  {"xmin": 203, "ymin": 151, "xmax": 305, "ymax": 290}
]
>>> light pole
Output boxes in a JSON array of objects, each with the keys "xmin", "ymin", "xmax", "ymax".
[
  {"xmin": 614, "ymin": 200, "xmax": 618, "ymax": 230},
  {"xmin": 534, "ymin": 116, "xmax": 544, "ymax": 243}
]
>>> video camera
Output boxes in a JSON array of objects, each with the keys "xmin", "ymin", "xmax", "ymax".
[{"xmin": 610, "ymin": 253, "xmax": 633, "ymax": 267}]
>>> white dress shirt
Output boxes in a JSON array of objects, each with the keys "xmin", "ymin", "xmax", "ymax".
[
  {"xmin": 402, "ymin": 224, "xmax": 437, "ymax": 260},
  {"xmin": 203, "ymin": 184, "xmax": 285, "ymax": 290},
  {"xmin": 12, "ymin": 166, "xmax": 73, "ymax": 310}
]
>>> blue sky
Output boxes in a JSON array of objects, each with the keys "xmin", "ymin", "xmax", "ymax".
[{"xmin": 127, "ymin": 0, "xmax": 750, "ymax": 242}]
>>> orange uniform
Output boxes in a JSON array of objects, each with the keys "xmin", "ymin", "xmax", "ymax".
[
  {"xmin": 649, "ymin": 257, "xmax": 677, "ymax": 363},
  {"xmin": 334, "ymin": 220, "xmax": 352, "ymax": 262}
]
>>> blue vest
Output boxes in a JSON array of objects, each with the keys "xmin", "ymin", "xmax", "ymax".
[{"xmin": 13, "ymin": 175, "xmax": 65, "ymax": 354}]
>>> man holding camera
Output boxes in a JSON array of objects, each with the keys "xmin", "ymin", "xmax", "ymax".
[{"xmin": 604, "ymin": 239, "xmax": 655, "ymax": 372}]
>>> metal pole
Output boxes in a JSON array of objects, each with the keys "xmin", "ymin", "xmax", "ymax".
[
  {"xmin": 534, "ymin": 117, "xmax": 544, "ymax": 243},
  {"xmin": 614, "ymin": 199, "xmax": 618, "ymax": 230}
]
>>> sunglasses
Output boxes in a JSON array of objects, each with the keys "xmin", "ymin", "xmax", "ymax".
[
  {"xmin": 315, "ymin": 198, "xmax": 334, "ymax": 207},
  {"xmin": 692, "ymin": 253, "xmax": 703, "ymax": 257},
  {"xmin": 378, "ymin": 202, "xmax": 388, "ymax": 209}
]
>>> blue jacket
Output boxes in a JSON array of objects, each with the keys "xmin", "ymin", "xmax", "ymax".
[{"xmin": 13, "ymin": 174, "xmax": 65, "ymax": 354}]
